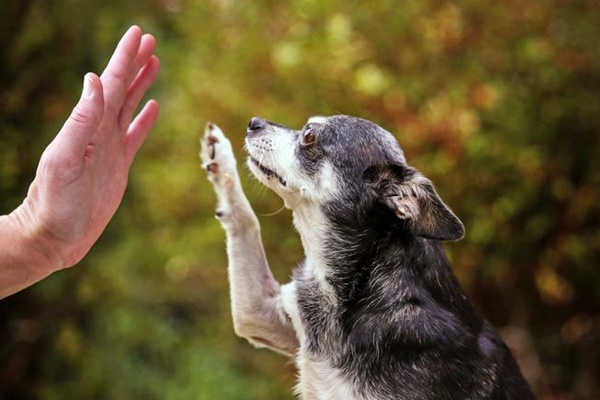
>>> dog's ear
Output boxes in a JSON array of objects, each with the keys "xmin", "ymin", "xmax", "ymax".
[{"xmin": 365, "ymin": 165, "xmax": 465, "ymax": 241}]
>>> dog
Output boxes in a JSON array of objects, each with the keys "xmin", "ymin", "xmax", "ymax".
[{"xmin": 200, "ymin": 115, "xmax": 534, "ymax": 399}]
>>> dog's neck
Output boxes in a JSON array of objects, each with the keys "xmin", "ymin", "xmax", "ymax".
[
  {"xmin": 291, "ymin": 199, "xmax": 452, "ymax": 309},
  {"xmin": 291, "ymin": 201, "xmax": 383, "ymax": 306},
  {"xmin": 291, "ymin": 203, "xmax": 340, "ymax": 301}
]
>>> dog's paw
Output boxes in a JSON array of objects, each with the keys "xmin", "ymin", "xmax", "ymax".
[
  {"xmin": 200, "ymin": 122, "xmax": 238, "ymax": 189},
  {"xmin": 200, "ymin": 123, "xmax": 257, "ymax": 228}
]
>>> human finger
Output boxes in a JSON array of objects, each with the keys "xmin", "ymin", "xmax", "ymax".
[
  {"xmin": 124, "ymin": 99, "xmax": 160, "ymax": 164},
  {"xmin": 133, "ymin": 34, "xmax": 156, "ymax": 78},
  {"xmin": 100, "ymin": 25, "xmax": 143, "ymax": 117},
  {"xmin": 118, "ymin": 55, "xmax": 160, "ymax": 129}
]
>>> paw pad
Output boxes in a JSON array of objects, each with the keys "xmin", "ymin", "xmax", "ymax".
[{"xmin": 206, "ymin": 162, "xmax": 219, "ymax": 173}]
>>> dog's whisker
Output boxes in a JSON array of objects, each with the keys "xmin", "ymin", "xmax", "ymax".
[{"xmin": 256, "ymin": 202, "xmax": 286, "ymax": 217}]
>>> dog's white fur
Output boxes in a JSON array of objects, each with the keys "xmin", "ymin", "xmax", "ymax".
[{"xmin": 201, "ymin": 121, "xmax": 365, "ymax": 399}]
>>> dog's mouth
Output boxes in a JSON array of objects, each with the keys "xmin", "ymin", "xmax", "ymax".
[{"xmin": 250, "ymin": 157, "xmax": 287, "ymax": 187}]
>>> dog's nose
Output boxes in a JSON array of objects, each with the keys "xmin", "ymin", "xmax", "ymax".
[{"xmin": 247, "ymin": 117, "xmax": 267, "ymax": 133}]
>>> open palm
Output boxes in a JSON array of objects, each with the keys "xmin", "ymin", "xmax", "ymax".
[{"xmin": 18, "ymin": 26, "xmax": 160, "ymax": 269}]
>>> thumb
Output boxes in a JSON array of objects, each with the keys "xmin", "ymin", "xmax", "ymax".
[{"xmin": 56, "ymin": 73, "xmax": 105, "ymax": 154}]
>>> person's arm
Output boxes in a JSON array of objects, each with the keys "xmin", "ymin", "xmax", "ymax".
[{"xmin": 0, "ymin": 25, "xmax": 160, "ymax": 299}]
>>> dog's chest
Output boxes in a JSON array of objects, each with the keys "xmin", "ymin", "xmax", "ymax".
[
  {"xmin": 281, "ymin": 276, "xmax": 363, "ymax": 399},
  {"xmin": 295, "ymin": 353, "xmax": 360, "ymax": 400}
]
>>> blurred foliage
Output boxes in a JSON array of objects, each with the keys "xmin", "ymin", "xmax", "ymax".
[{"xmin": 0, "ymin": 0, "xmax": 599, "ymax": 399}]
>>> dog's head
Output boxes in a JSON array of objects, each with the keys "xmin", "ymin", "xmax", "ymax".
[{"xmin": 245, "ymin": 115, "xmax": 464, "ymax": 241}]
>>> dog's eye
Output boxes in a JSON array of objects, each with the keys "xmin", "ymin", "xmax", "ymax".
[{"xmin": 302, "ymin": 128, "xmax": 317, "ymax": 145}]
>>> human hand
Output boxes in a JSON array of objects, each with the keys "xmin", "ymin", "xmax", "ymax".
[{"xmin": 4, "ymin": 26, "xmax": 160, "ymax": 282}]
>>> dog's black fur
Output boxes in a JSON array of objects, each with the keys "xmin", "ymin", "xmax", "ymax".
[{"xmin": 277, "ymin": 116, "xmax": 533, "ymax": 399}]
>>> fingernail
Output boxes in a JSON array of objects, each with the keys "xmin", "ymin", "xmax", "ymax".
[{"xmin": 83, "ymin": 74, "xmax": 94, "ymax": 98}]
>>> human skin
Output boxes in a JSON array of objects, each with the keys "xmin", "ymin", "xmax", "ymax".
[{"xmin": 0, "ymin": 25, "xmax": 160, "ymax": 299}]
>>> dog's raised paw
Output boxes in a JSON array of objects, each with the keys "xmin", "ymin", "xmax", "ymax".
[{"xmin": 200, "ymin": 122, "xmax": 237, "ymax": 187}]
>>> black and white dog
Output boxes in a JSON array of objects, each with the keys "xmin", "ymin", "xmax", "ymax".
[{"xmin": 200, "ymin": 115, "xmax": 534, "ymax": 399}]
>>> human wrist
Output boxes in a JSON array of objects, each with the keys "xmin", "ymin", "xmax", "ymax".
[
  {"xmin": 3, "ymin": 202, "xmax": 65, "ymax": 275},
  {"xmin": 0, "ymin": 212, "xmax": 50, "ymax": 298}
]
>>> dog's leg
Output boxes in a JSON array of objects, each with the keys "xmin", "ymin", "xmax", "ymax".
[{"xmin": 200, "ymin": 123, "xmax": 298, "ymax": 356}]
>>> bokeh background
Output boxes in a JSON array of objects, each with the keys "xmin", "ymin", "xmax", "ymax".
[{"xmin": 1, "ymin": 0, "xmax": 599, "ymax": 398}]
